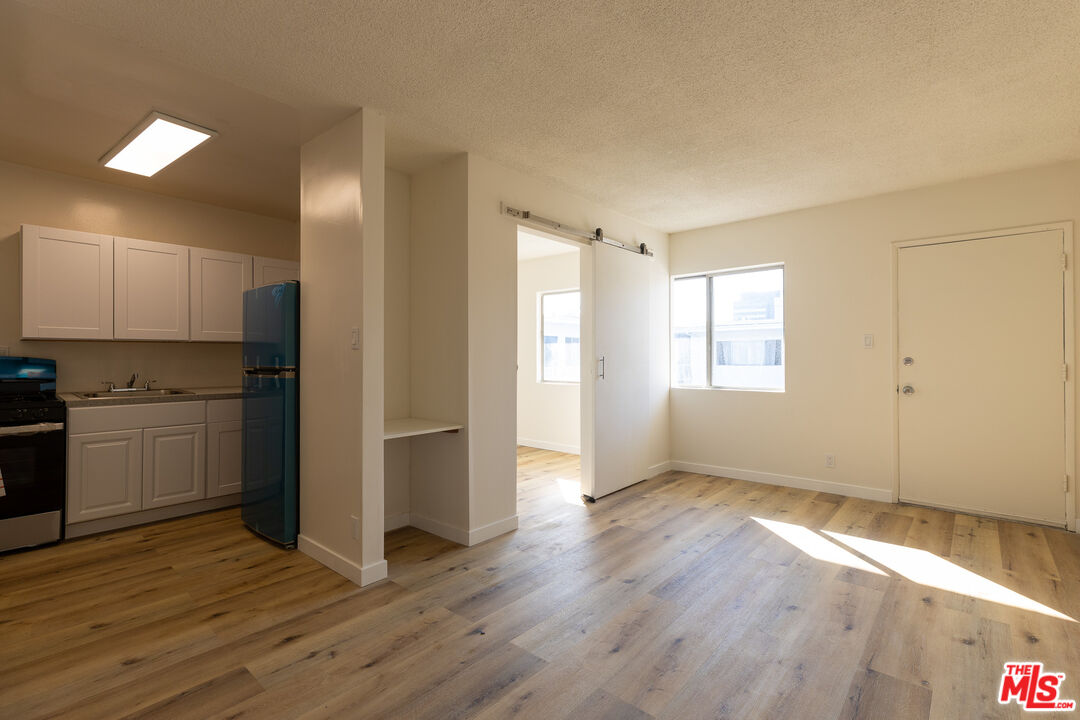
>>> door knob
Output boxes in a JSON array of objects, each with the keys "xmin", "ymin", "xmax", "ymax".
[
  {"xmin": 901, "ymin": 385, "xmax": 915, "ymax": 395},
  {"xmin": 902, "ymin": 357, "xmax": 914, "ymax": 366}
]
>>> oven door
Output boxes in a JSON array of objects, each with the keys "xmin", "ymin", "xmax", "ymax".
[{"xmin": 0, "ymin": 422, "xmax": 65, "ymax": 521}]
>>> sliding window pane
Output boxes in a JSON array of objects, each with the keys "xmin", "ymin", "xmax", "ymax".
[
  {"xmin": 671, "ymin": 276, "xmax": 707, "ymax": 387},
  {"xmin": 711, "ymin": 267, "xmax": 784, "ymax": 390}
]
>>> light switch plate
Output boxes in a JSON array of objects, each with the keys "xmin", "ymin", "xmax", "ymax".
[
  {"xmin": 863, "ymin": 334, "xmax": 874, "ymax": 349},
  {"xmin": 351, "ymin": 327, "xmax": 361, "ymax": 349}
]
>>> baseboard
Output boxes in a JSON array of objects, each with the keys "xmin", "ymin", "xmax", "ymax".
[
  {"xmin": 517, "ymin": 438, "xmax": 580, "ymax": 455},
  {"xmin": 669, "ymin": 461, "xmax": 893, "ymax": 503},
  {"xmin": 298, "ymin": 533, "xmax": 385, "ymax": 587},
  {"xmin": 408, "ymin": 512, "xmax": 470, "ymax": 545},
  {"xmin": 361, "ymin": 559, "xmax": 388, "ymax": 585},
  {"xmin": 66, "ymin": 494, "xmax": 241, "ymax": 538},
  {"xmin": 384, "ymin": 512, "xmax": 411, "ymax": 532},
  {"xmin": 468, "ymin": 514, "xmax": 518, "ymax": 545},
  {"xmin": 647, "ymin": 461, "xmax": 672, "ymax": 478}
]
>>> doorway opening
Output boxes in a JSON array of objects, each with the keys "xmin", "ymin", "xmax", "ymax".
[{"xmin": 517, "ymin": 227, "xmax": 584, "ymax": 512}]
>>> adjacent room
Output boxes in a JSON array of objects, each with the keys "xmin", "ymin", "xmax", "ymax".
[
  {"xmin": 1, "ymin": 2, "xmax": 1079, "ymax": 719},
  {"xmin": 517, "ymin": 228, "xmax": 583, "ymax": 509}
]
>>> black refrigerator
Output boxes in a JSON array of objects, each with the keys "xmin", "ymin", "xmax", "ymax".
[{"xmin": 241, "ymin": 281, "xmax": 299, "ymax": 547}]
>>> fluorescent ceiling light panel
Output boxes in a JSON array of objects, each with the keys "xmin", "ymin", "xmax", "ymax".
[{"xmin": 101, "ymin": 112, "xmax": 216, "ymax": 177}]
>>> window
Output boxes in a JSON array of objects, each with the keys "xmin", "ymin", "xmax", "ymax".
[
  {"xmin": 671, "ymin": 276, "xmax": 707, "ymax": 387},
  {"xmin": 671, "ymin": 265, "xmax": 784, "ymax": 391},
  {"xmin": 540, "ymin": 290, "xmax": 580, "ymax": 382}
]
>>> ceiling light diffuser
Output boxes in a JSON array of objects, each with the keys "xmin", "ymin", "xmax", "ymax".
[{"xmin": 101, "ymin": 111, "xmax": 216, "ymax": 177}]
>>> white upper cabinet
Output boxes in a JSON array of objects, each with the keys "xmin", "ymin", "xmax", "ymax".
[
  {"xmin": 21, "ymin": 223, "xmax": 296, "ymax": 342},
  {"xmin": 114, "ymin": 237, "xmax": 190, "ymax": 341},
  {"xmin": 190, "ymin": 248, "xmax": 253, "ymax": 342},
  {"xmin": 253, "ymin": 256, "xmax": 299, "ymax": 287},
  {"xmin": 21, "ymin": 224, "xmax": 113, "ymax": 339}
]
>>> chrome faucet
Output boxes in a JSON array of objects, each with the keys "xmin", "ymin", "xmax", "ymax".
[{"xmin": 126, "ymin": 371, "xmax": 140, "ymax": 389}]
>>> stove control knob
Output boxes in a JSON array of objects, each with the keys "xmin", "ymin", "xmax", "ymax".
[
  {"xmin": 32, "ymin": 408, "xmax": 48, "ymax": 419},
  {"xmin": 12, "ymin": 408, "xmax": 26, "ymax": 419}
]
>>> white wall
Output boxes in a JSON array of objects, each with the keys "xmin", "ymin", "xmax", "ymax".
[
  {"xmin": 0, "ymin": 159, "xmax": 297, "ymax": 392},
  {"xmin": 384, "ymin": 168, "xmax": 411, "ymax": 527},
  {"xmin": 298, "ymin": 108, "xmax": 386, "ymax": 586},
  {"xmin": 467, "ymin": 153, "xmax": 671, "ymax": 541},
  {"xmin": 408, "ymin": 155, "xmax": 470, "ymax": 539},
  {"xmin": 670, "ymin": 160, "xmax": 1080, "ymax": 525},
  {"xmin": 381, "ymin": 151, "xmax": 669, "ymax": 547},
  {"xmin": 517, "ymin": 250, "xmax": 581, "ymax": 454}
]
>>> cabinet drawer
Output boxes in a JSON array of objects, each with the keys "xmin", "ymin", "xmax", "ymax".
[
  {"xmin": 68, "ymin": 401, "xmax": 206, "ymax": 434},
  {"xmin": 206, "ymin": 398, "xmax": 242, "ymax": 423}
]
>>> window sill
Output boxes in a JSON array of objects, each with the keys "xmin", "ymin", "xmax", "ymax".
[{"xmin": 671, "ymin": 385, "xmax": 785, "ymax": 394}]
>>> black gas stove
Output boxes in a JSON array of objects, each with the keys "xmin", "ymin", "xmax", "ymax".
[
  {"xmin": 0, "ymin": 394, "xmax": 65, "ymax": 424},
  {"xmin": 0, "ymin": 357, "xmax": 65, "ymax": 553}
]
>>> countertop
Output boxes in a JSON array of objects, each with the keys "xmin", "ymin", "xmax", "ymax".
[{"xmin": 61, "ymin": 386, "xmax": 243, "ymax": 408}]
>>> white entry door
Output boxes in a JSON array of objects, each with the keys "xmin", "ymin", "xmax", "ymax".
[
  {"xmin": 897, "ymin": 228, "xmax": 1068, "ymax": 526},
  {"xmin": 583, "ymin": 242, "xmax": 651, "ymax": 500}
]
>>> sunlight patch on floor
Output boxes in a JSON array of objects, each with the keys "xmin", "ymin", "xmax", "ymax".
[
  {"xmin": 752, "ymin": 517, "xmax": 886, "ymax": 575},
  {"xmin": 824, "ymin": 530, "xmax": 1075, "ymax": 622},
  {"xmin": 555, "ymin": 477, "xmax": 585, "ymax": 506}
]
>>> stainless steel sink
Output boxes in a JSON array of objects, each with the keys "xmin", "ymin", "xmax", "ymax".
[{"xmin": 74, "ymin": 389, "xmax": 195, "ymax": 400}]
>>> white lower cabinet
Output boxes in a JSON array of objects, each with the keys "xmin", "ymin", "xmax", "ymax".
[
  {"xmin": 142, "ymin": 424, "xmax": 206, "ymax": 509},
  {"xmin": 66, "ymin": 400, "xmax": 239, "ymax": 530},
  {"xmin": 207, "ymin": 420, "xmax": 242, "ymax": 497},
  {"xmin": 68, "ymin": 429, "xmax": 143, "ymax": 522}
]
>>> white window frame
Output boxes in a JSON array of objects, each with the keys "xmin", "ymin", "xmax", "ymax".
[
  {"xmin": 539, "ymin": 288, "xmax": 581, "ymax": 384},
  {"xmin": 671, "ymin": 263, "xmax": 786, "ymax": 392}
]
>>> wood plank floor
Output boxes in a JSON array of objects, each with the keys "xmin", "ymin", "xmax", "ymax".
[{"xmin": 3, "ymin": 447, "xmax": 1079, "ymax": 719}]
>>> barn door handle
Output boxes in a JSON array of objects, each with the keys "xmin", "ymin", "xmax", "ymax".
[{"xmin": 598, "ymin": 356, "xmax": 605, "ymax": 379}]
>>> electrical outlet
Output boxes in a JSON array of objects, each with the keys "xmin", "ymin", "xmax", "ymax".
[
  {"xmin": 824, "ymin": 454, "xmax": 836, "ymax": 468},
  {"xmin": 351, "ymin": 515, "xmax": 360, "ymax": 540}
]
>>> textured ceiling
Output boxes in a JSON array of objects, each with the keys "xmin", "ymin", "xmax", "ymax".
[
  {"xmin": 0, "ymin": 2, "xmax": 303, "ymax": 220},
  {"xmin": 10, "ymin": 0, "xmax": 1080, "ymax": 231}
]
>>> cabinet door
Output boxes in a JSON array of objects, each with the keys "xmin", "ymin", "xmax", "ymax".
[
  {"xmin": 68, "ymin": 430, "xmax": 142, "ymax": 522},
  {"xmin": 142, "ymin": 424, "xmax": 206, "ymax": 509},
  {"xmin": 253, "ymin": 256, "xmax": 299, "ymax": 287},
  {"xmin": 115, "ymin": 237, "xmax": 190, "ymax": 340},
  {"xmin": 21, "ymin": 225, "xmax": 113, "ymax": 339},
  {"xmin": 190, "ymin": 248, "xmax": 253, "ymax": 342},
  {"xmin": 206, "ymin": 420, "xmax": 242, "ymax": 497}
]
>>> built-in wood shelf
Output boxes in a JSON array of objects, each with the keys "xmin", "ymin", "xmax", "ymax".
[{"xmin": 384, "ymin": 417, "xmax": 464, "ymax": 440}]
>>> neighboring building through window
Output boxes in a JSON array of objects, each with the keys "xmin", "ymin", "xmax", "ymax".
[
  {"xmin": 671, "ymin": 265, "xmax": 785, "ymax": 391},
  {"xmin": 540, "ymin": 290, "xmax": 581, "ymax": 382}
]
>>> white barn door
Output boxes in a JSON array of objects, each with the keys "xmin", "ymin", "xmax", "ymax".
[{"xmin": 583, "ymin": 242, "xmax": 651, "ymax": 500}]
